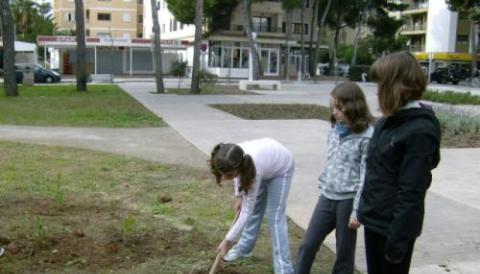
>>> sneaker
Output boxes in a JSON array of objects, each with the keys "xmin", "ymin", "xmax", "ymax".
[
  {"xmin": 0, "ymin": 247, "xmax": 4, "ymax": 257},
  {"xmin": 223, "ymin": 247, "xmax": 252, "ymax": 262}
]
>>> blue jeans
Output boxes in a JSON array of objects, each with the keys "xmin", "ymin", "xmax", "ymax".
[{"xmin": 234, "ymin": 163, "xmax": 295, "ymax": 274}]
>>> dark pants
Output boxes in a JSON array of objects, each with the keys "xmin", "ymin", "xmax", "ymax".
[
  {"xmin": 295, "ymin": 196, "xmax": 357, "ymax": 274},
  {"xmin": 364, "ymin": 228, "xmax": 415, "ymax": 274}
]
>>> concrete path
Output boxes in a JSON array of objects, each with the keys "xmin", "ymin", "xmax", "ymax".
[
  {"xmin": 117, "ymin": 81, "xmax": 480, "ymax": 274},
  {"xmin": 0, "ymin": 126, "xmax": 207, "ymax": 169}
]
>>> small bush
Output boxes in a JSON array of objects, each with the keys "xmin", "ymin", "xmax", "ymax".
[
  {"xmin": 349, "ymin": 65, "xmax": 370, "ymax": 82},
  {"xmin": 199, "ymin": 70, "xmax": 218, "ymax": 91},
  {"xmin": 171, "ymin": 60, "xmax": 187, "ymax": 78},
  {"xmin": 434, "ymin": 105, "xmax": 480, "ymax": 147},
  {"xmin": 424, "ymin": 90, "xmax": 480, "ymax": 105}
]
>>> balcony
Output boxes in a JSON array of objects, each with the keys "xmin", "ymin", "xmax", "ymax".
[
  {"xmin": 401, "ymin": 23, "xmax": 427, "ymax": 35},
  {"xmin": 402, "ymin": 1, "xmax": 428, "ymax": 15},
  {"xmin": 223, "ymin": 24, "xmax": 284, "ymax": 34},
  {"xmin": 409, "ymin": 45, "xmax": 425, "ymax": 52}
]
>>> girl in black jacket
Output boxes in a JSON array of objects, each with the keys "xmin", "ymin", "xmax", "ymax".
[{"xmin": 358, "ymin": 51, "xmax": 441, "ymax": 274}]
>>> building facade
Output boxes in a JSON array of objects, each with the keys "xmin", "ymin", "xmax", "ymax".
[
  {"xmin": 144, "ymin": 0, "xmax": 322, "ymax": 78},
  {"xmin": 52, "ymin": 0, "xmax": 144, "ymax": 39},
  {"xmin": 398, "ymin": 0, "xmax": 479, "ymax": 69}
]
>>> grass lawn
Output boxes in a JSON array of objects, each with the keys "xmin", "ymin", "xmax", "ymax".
[
  {"xmin": 424, "ymin": 90, "xmax": 480, "ymax": 105},
  {"xmin": 211, "ymin": 103, "xmax": 480, "ymax": 148},
  {"xmin": 163, "ymin": 85, "xmax": 259, "ymax": 95},
  {"xmin": 0, "ymin": 85, "xmax": 164, "ymax": 128},
  {"xmin": 0, "ymin": 141, "xmax": 347, "ymax": 274}
]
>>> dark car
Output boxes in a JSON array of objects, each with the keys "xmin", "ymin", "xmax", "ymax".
[
  {"xmin": 0, "ymin": 69, "xmax": 24, "ymax": 83},
  {"xmin": 430, "ymin": 67, "xmax": 461, "ymax": 85},
  {"xmin": 16, "ymin": 64, "xmax": 61, "ymax": 83}
]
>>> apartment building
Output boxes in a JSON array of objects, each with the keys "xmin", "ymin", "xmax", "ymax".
[
  {"xmin": 52, "ymin": 0, "xmax": 144, "ymax": 39},
  {"xmin": 398, "ymin": 0, "xmax": 479, "ymax": 68},
  {"xmin": 144, "ymin": 0, "xmax": 320, "ymax": 78}
]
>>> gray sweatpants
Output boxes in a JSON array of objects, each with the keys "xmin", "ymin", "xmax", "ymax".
[
  {"xmin": 295, "ymin": 195, "xmax": 357, "ymax": 274},
  {"xmin": 234, "ymin": 163, "xmax": 295, "ymax": 274}
]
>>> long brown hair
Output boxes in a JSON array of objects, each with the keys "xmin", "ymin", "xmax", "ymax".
[
  {"xmin": 370, "ymin": 51, "xmax": 427, "ymax": 116},
  {"xmin": 209, "ymin": 143, "xmax": 256, "ymax": 193},
  {"xmin": 330, "ymin": 81, "xmax": 374, "ymax": 133}
]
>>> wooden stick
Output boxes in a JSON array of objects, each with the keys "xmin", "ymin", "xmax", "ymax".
[{"xmin": 209, "ymin": 211, "xmax": 240, "ymax": 274}]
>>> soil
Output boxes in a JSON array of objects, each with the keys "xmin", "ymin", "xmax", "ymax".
[{"xmin": 0, "ymin": 196, "xmax": 218, "ymax": 273}]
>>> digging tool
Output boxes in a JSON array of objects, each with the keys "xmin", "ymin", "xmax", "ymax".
[{"xmin": 209, "ymin": 211, "xmax": 240, "ymax": 274}]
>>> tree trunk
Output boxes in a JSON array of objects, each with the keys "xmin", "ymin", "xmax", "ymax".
[
  {"xmin": 0, "ymin": 0, "xmax": 18, "ymax": 96},
  {"xmin": 299, "ymin": 0, "xmax": 305, "ymax": 80},
  {"xmin": 313, "ymin": 0, "xmax": 331, "ymax": 80},
  {"xmin": 468, "ymin": 21, "xmax": 478, "ymax": 86},
  {"xmin": 308, "ymin": 0, "xmax": 319, "ymax": 77},
  {"xmin": 74, "ymin": 0, "xmax": 87, "ymax": 92},
  {"xmin": 243, "ymin": 0, "xmax": 262, "ymax": 80},
  {"xmin": 284, "ymin": 8, "xmax": 293, "ymax": 81},
  {"xmin": 333, "ymin": 27, "xmax": 340, "ymax": 83},
  {"xmin": 150, "ymin": 0, "xmax": 165, "ymax": 93},
  {"xmin": 190, "ymin": 0, "xmax": 203, "ymax": 94},
  {"xmin": 351, "ymin": 6, "xmax": 367, "ymax": 66}
]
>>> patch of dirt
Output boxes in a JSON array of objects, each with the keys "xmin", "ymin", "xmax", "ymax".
[{"xmin": 0, "ymin": 197, "xmax": 213, "ymax": 273}]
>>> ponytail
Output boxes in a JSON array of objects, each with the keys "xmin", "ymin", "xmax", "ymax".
[
  {"xmin": 239, "ymin": 154, "xmax": 256, "ymax": 193},
  {"xmin": 209, "ymin": 143, "xmax": 224, "ymax": 186}
]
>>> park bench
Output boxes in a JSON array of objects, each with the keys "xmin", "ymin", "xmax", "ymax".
[
  {"xmin": 90, "ymin": 74, "xmax": 114, "ymax": 83},
  {"xmin": 239, "ymin": 80, "xmax": 282, "ymax": 91}
]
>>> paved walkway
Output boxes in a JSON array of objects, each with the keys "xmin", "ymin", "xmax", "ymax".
[
  {"xmin": 0, "ymin": 126, "xmax": 207, "ymax": 169},
  {"xmin": 117, "ymin": 81, "xmax": 480, "ymax": 274}
]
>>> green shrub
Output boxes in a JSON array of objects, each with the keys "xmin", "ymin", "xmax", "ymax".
[
  {"xmin": 171, "ymin": 60, "xmax": 187, "ymax": 77},
  {"xmin": 349, "ymin": 65, "xmax": 370, "ymax": 81},
  {"xmin": 436, "ymin": 109, "xmax": 480, "ymax": 136},
  {"xmin": 424, "ymin": 90, "xmax": 480, "ymax": 105},
  {"xmin": 199, "ymin": 70, "xmax": 218, "ymax": 91}
]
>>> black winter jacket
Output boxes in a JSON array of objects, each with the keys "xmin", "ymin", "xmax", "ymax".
[{"xmin": 358, "ymin": 106, "xmax": 441, "ymax": 262}]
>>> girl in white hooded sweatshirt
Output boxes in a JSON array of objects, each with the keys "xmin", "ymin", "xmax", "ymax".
[{"xmin": 210, "ymin": 138, "xmax": 295, "ymax": 274}]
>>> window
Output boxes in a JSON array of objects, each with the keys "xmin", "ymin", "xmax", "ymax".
[
  {"xmin": 138, "ymin": 15, "xmax": 143, "ymax": 24},
  {"xmin": 293, "ymin": 23, "xmax": 308, "ymax": 35},
  {"xmin": 162, "ymin": 24, "xmax": 166, "ymax": 33},
  {"xmin": 180, "ymin": 23, "xmax": 184, "ymax": 30},
  {"xmin": 253, "ymin": 16, "xmax": 272, "ymax": 32},
  {"xmin": 123, "ymin": 13, "xmax": 131, "ymax": 22},
  {"xmin": 86, "ymin": 29, "xmax": 90, "ymax": 36},
  {"xmin": 137, "ymin": 32, "xmax": 143, "ymax": 38},
  {"xmin": 86, "ymin": 10, "xmax": 90, "ymax": 20},
  {"xmin": 65, "ymin": 12, "xmax": 75, "ymax": 22},
  {"xmin": 98, "ymin": 32, "xmax": 111, "ymax": 38},
  {"xmin": 138, "ymin": 0, "xmax": 143, "ymax": 4},
  {"xmin": 457, "ymin": 35, "xmax": 469, "ymax": 44},
  {"xmin": 173, "ymin": 19, "xmax": 178, "ymax": 31},
  {"xmin": 97, "ymin": 13, "xmax": 111, "ymax": 21}
]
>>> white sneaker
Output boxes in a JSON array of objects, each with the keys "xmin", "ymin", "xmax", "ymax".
[
  {"xmin": 0, "ymin": 247, "xmax": 4, "ymax": 257},
  {"xmin": 223, "ymin": 248, "xmax": 252, "ymax": 262}
]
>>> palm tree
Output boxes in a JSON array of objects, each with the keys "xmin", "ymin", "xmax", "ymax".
[
  {"xmin": 0, "ymin": 0, "xmax": 19, "ymax": 96},
  {"xmin": 282, "ymin": 0, "xmax": 301, "ymax": 81},
  {"xmin": 74, "ymin": 0, "xmax": 87, "ymax": 91},
  {"xmin": 150, "ymin": 0, "xmax": 165, "ymax": 93},
  {"xmin": 243, "ymin": 0, "xmax": 262, "ymax": 80},
  {"xmin": 190, "ymin": 0, "xmax": 203, "ymax": 94}
]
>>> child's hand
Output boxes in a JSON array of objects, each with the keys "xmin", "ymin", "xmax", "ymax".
[
  {"xmin": 348, "ymin": 217, "xmax": 361, "ymax": 229},
  {"xmin": 217, "ymin": 239, "xmax": 232, "ymax": 257},
  {"xmin": 234, "ymin": 197, "xmax": 242, "ymax": 215}
]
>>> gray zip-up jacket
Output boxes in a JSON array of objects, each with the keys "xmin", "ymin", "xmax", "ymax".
[{"xmin": 318, "ymin": 126, "xmax": 373, "ymax": 219}]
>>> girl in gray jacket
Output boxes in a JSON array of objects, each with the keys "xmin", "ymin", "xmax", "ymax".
[{"xmin": 296, "ymin": 81, "xmax": 374, "ymax": 274}]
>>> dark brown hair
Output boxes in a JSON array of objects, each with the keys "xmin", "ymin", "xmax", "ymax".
[
  {"xmin": 209, "ymin": 143, "xmax": 256, "ymax": 193},
  {"xmin": 330, "ymin": 81, "xmax": 374, "ymax": 133},
  {"xmin": 370, "ymin": 51, "xmax": 427, "ymax": 116}
]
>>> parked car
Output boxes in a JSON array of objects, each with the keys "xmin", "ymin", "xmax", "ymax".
[
  {"xmin": 15, "ymin": 63, "xmax": 61, "ymax": 83},
  {"xmin": 0, "ymin": 69, "xmax": 24, "ymax": 84},
  {"xmin": 430, "ymin": 67, "xmax": 461, "ymax": 85}
]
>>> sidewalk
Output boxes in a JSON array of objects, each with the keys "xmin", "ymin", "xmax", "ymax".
[{"xmin": 118, "ymin": 82, "xmax": 480, "ymax": 274}]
